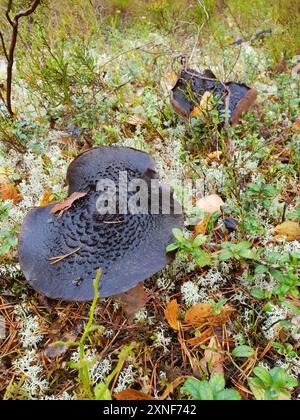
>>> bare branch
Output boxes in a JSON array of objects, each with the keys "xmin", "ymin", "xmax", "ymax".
[
  {"xmin": 2, "ymin": 0, "xmax": 41, "ymax": 118},
  {"xmin": 188, "ymin": 0, "xmax": 210, "ymax": 65},
  {"xmin": 14, "ymin": 0, "xmax": 41, "ymax": 21},
  {"xmin": 5, "ymin": 0, "xmax": 14, "ymax": 26},
  {"xmin": 0, "ymin": 31, "xmax": 9, "ymax": 61}
]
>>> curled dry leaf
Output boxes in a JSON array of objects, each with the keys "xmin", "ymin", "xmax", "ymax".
[
  {"xmin": 199, "ymin": 336, "xmax": 224, "ymax": 376},
  {"xmin": 189, "ymin": 91, "xmax": 213, "ymax": 119},
  {"xmin": 186, "ymin": 327, "xmax": 214, "ymax": 347},
  {"xmin": 289, "ymin": 120, "xmax": 300, "ymax": 131},
  {"xmin": 196, "ymin": 194, "xmax": 225, "ymax": 214},
  {"xmin": 194, "ymin": 214, "xmax": 211, "ymax": 237},
  {"xmin": 117, "ymin": 282, "xmax": 148, "ymax": 319},
  {"xmin": 189, "ymin": 106, "xmax": 202, "ymax": 119},
  {"xmin": 185, "ymin": 303, "xmax": 212, "ymax": 325},
  {"xmin": 50, "ymin": 192, "xmax": 87, "ymax": 215},
  {"xmin": 40, "ymin": 191, "xmax": 56, "ymax": 207},
  {"xmin": 207, "ymin": 151, "xmax": 222, "ymax": 162},
  {"xmin": 114, "ymin": 389, "xmax": 155, "ymax": 400},
  {"xmin": 126, "ymin": 114, "xmax": 146, "ymax": 126},
  {"xmin": 0, "ymin": 183, "xmax": 20, "ymax": 204},
  {"xmin": 163, "ymin": 70, "xmax": 178, "ymax": 91},
  {"xmin": 159, "ymin": 376, "xmax": 188, "ymax": 400},
  {"xmin": 274, "ymin": 221, "xmax": 300, "ymax": 241},
  {"xmin": 184, "ymin": 303, "xmax": 234, "ymax": 327},
  {"xmin": 44, "ymin": 332, "xmax": 77, "ymax": 359},
  {"xmin": 0, "ymin": 167, "xmax": 14, "ymax": 184},
  {"xmin": 164, "ymin": 299, "xmax": 180, "ymax": 331}
]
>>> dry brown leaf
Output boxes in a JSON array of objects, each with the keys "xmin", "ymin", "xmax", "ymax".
[
  {"xmin": 44, "ymin": 332, "xmax": 76, "ymax": 359},
  {"xmin": 0, "ymin": 183, "xmax": 20, "ymax": 204},
  {"xmin": 164, "ymin": 299, "xmax": 180, "ymax": 331},
  {"xmin": 50, "ymin": 192, "xmax": 87, "ymax": 215},
  {"xmin": 274, "ymin": 221, "xmax": 300, "ymax": 241},
  {"xmin": 114, "ymin": 389, "xmax": 155, "ymax": 400},
  {"xmin": 40, "ymin": 191, "xmax": 56, "ymax": 207},
  {"xmin": 164, "ymin": 70, "xmax": 178, "ymax": 90},
  {"xmin": 189, "ymin": 106, "xmax": 202, "ymax": 119},
  {"xmin": 184, "ymin": 303, "xmax": 234, "ymax": 327},
  {"xmin": 118, "ymin": 282, "xmax": 148, "ymax": 319},
  {"xmin": 199, "ymin": 336, "xmax": 224, "ymax": 376},
  {"xmin": 292, "ymin": 63, "xmax": 300, "ymax": 75},
  {"xmin": 59, "ymin": 136, "xmax": 73, "ymax": 144},
  {"xmin": 290, "ymin": 121, "xmax": 300, "ymax": 131},
  {"xmin": 185, "ymin": 303, "xmax": 212, "ymax": 325},
  {"xmin": 0, "ymin": 166, "xmax": 14, "ymax": 184},
  {"xmin": 189, "ymin": 91, "xmax": 213, "ymax": 119},
  {"xmin": 159, "ymin": 376, "xmax": 187, "ymax": 400},
  {"xmin": 126, "ymin": 115, "xmax": 146, "ymax": 126},
  {"xmin": 196, "ymin": 194, "xmax": 225, "ymax": 214},
  {"xmin": 194, "ymin": 214, "xmax": 211, "ymax": 236},
  {"xmin": 207, "ymin": 151, "xmax": 222, "ymax": 162},
  {"xmin": 186, "ymin": 327, "xmax": 214, "ymax": 347}
]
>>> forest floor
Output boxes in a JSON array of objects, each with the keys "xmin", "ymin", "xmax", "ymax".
[{"xmin": 0, "ymin": 5, "xmax": 300, "ymax": 400}]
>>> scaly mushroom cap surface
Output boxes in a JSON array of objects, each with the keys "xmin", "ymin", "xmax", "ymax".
[{"xmin": 19, "ymin": 147, "xmax": 184, "ymax": 301}]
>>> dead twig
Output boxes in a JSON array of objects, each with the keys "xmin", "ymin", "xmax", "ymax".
[
  {"xmin": 49, "ymin": 247, "xmax": 81, "ymax": 265},
  {"xmin": 1, "ymin": 0, "xmax": 41, "ymax": 117}
]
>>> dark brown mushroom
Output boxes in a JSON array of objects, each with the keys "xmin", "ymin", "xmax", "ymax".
[
  {"xmin": 171, "ymin": 68, "xmax": 257, "ymax": 125},
  {"xmin": 19, "ymin": 147, "xmax": 183, "ymax": 301}
]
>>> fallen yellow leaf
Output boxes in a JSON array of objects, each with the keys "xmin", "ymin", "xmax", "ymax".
[
  {"xmin": 189, "ymin": 91, "xmax": 213, "ymax": 119},
  {"xmin": 40, "ymin": 191, "xmax": 56, "ymax": 207},
  {"xmin": 289, "ymin": 121, "xmax": 300, "ymax": 132},
  {"xmin": 0, "ymin": 167, "xmax": 14, "ymax": 185},
  {"xmin": 194, "ymin": 214, "xmax": 211, "ymax": 236},
  {"xmin": 274, "ymin": 221, "xmax": 300, "ymax": 241},
  {"xmin": 184, "ymin": 303, "xmax": 234, "ymax": 327},
  {"xmin": 114, "ymin": 389, "xmax": 155, "ymax": 400},
  {"xmin": 125, "ymin": 114, "xmax": 146, "ymax": 126},
  {"xmin": 0, "ymin": 183, "xmax": 20, "ymax": 204},
  {"xmin": 189, "ymin": 106, "xmax": 202, "ymax": 119},
  {"xmin": 165, "ymin": 70, "xmax": 178, "ymax": 90},
  {"xmin": 207, "ymin": 151, "xmax": 222, "ymax": 162},
  {"xmin": 185, "ymin": 303, "xmax": 212, "ymax": 325},
  {"xmin": 164, "ymin": 299, "xmax": 180, "ymax": 331}
]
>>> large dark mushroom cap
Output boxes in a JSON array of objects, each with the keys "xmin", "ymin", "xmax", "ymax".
[{"xmin": 19, "ymin": 147, "xmax": 184, "ymax": 301}]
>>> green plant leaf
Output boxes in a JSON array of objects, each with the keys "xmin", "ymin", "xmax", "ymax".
[
  {"xmin": 219, "ymin": 250, "xmax": 232, "ymax": 261},
  {"xmin": 232, "ymin": 345, "xmax": 255, "ymax": 358},
  {"xmin": 192, "ymin": 249, "xmax": 211, "ymax": 267},
  {"xmin": 182, "ymin": 378, "xmax": 202, "ymax": 400},
  {"xmin": 166, "ymin": 242, "xmax": 179, "ymax": 252},
  {"xmin": 270, "ymin": 269, "xmax": 285, "ymax": 282},
  {"xmin": 238, "ymin": 248, "xmax": 256, "ymax": 259},
  {"xmin": 209, "ymin": 374, "xmax": 225, "ymax": 394},
  {"xmin": 255, "ymin": 265, "xmax": 269, "ymax": 275},
  {"xmin": 248, "ymin": 378, "xmax": 265, "ymax": 401},
  {"xmin": 216, "ymin": 389, "xmax": 241, "ymax": 400},
  {"xmin": 197, "ymin": 381, "xmax": 214, "ymax": 400},
  {"xmin": 253, "ymin": 367, "xmax": 272, "ymax": 385},
  {"xmin": 172, "ymin": 228, "xmax": 184, "ymax": 241},
  {"xmin": 251, "ymin": 289, "xmax": 266, "ymax": 299},
  {"xmin": 192, "ymin": 234, "xmax": 207, "ymax": 247},
  {"xmin": 94, "ymin": 383, "xmax": 112, "ymax": 400}
]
